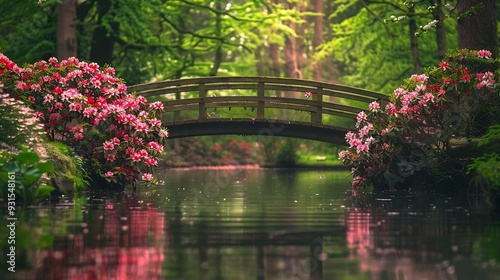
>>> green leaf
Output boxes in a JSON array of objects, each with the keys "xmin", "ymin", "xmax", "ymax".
[
  {"xmin": 13, "ymin": 150, "xmax": 40, "ymax": 164},
  {"xmin": 34, "ymin": 185, "xmax": 55, "ymax": 199},
  {"xmin": 37, "ymin": 162, "xmax": 54, "ymax": 173}
]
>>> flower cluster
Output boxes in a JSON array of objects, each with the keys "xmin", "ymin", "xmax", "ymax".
[
  {"xmin": 0, "ymin": 53, "xmax": 169, "ymax": 185},
  {"xmin": 339, "ymin": 49, "xmax": 499, "ymax": 191}
]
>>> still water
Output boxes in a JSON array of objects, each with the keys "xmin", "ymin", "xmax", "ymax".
[{"xmin": 2, "ymin": 169, "xmax": 500, "ymax": 280}]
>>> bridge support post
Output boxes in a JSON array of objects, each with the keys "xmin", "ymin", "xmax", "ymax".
[
  {"xmin": 311, "ymin": 87, "xmax": 323, "ymax": 124},
  {"xmin": 199, "ymin": 83, "xmax": 207, "ymax": 120},
  {"xmin": 257, "ymin": 81, "xmax": 265, "ymax": 120}
]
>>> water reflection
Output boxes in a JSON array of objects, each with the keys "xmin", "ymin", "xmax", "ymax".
[
  {"xmin": 13, "ymin": 195, "xmax": 166, "ymax": 280},
  {"xmin": 343, "ymin": 193, "xmax": 500, "ymax": 280},
  {"xmin": 2, "ymin": 169, "xmax": 499, "ymax": 279}
]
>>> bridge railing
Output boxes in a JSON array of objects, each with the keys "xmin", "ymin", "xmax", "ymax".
[{"xmin": 128, "ymin": 76, "xmax": 389, "ymax": 126}]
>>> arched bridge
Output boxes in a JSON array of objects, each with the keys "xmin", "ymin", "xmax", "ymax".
[{"xmin": 128, "ymin": 77, "xmax": 388, "ymax": 145}]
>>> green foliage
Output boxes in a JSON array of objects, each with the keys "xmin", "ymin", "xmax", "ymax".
[
  {"xmin": 467, "ymin": 124, "xmax": 500, "ymax": 206},
  {"xmin": 318, "ymin": 0, "xmax": 458, "ymax": 93},
  {"xmin": 275, "ymin": 139, "xmax": 298, "ymax": 167},
  {"xmin": 340, "ymin": 48, "xmax": 499, "ymax": 192},
  {"xmin": 0, "ymin": 147, "xmax": 55, "ymax": 204},
  {"xmin": 42, "ymin": 142, "xmax": 89, "ymax": 193},
  {"xmin": 0, "ymin": 0, "xmax": 58, "ymax": 64}
]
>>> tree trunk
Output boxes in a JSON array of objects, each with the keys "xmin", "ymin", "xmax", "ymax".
[
  {"xmin": 89, "ymin": 0, "xmax": 119, "ymax": 65},
  {"xmin": 57, "ymin": 0, "xmax": 77, "ymax": 60},
  {"xmin": 433, "ymin": 0, "xmax": 447, "ymax": 60},
  {"xmin": 457, "ymin": 0, "xmax": 498, "ymax": 58},
  {"xmin": 296, "ymin": 0, "xmax": 307, "ymax": 75},
  {"xmin": 209, "ymin": 0, "xmax": 222, "ymax": 76},
  {"xmin": 269, "ymin": 43, "xmax": 281, "ymax": 77},
  {"xmin": 283, "ymin": 0, "xmax": 302, "ymax": 82},
  {"xmin": 313, "ymin": 0, "xmax": 323, "ymax": 81},
  {"xmin": 408, "ymin": 7, "xmax": 422, "ymax": 74}
]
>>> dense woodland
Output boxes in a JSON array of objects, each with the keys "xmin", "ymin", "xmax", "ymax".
[
  {"xmin": 0, "ymin": 0, "xmax": 498, "ymax": 169},
  {"xmin": 1, "ymin": 0, "xmax": 497, "ymax": 90}
]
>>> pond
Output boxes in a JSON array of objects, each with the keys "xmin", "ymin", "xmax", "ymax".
[{"xmin": 2, "ymin": 169, "xmax": 500, "ymax": 279}]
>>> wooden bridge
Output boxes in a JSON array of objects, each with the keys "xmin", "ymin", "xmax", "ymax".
[{"xmin": 128, "ymin": 77, "xmax": 388, "ymax": 145}]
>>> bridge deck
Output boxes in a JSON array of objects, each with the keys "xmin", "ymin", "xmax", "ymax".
[{"xmin": 128, "ymin": 76, "xmax": 389, "ymax": 143}]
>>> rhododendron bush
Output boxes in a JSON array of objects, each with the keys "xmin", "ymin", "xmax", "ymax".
[
  {"xmin": 0, "ymin": 53, "xmax": 169, "ymax": 187},
  {"xmin": 339, "ymin": 49, "xmax": 499, "ymax": 192}
]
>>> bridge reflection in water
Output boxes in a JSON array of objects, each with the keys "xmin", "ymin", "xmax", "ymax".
[
  {"xmin": 16, "ymin": 170, "xmax": 500, "ymax": 280},
  {"xmin": 129, "ymin": 77, "xmax": 389, "ymax": 144}
]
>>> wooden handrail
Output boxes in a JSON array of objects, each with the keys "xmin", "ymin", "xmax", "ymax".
[{"xmin": 128, "ymin": 76, "xmax": 389, "ymax": 126}]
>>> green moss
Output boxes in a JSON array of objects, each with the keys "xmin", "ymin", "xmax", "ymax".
[{"xmin": 42, "ymin": 142, "xmax": 89, "ymax": 193}]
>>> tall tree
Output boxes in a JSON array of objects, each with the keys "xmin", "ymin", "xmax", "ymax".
[
  {"xmin": 457, "ymin": 0, "xmax": 498, "ymax": 58},
  {"xmin": 57, "ymin": 0, "xmax": 77, "ymax": 60},
  {"xmin": 313, "ymin": 0, "xmax": 323, "ymax": 81},
  {"xmin": 408, "ymin": 6, "xmax": 422, "ymax": 73},
  {"xmin": 430, "ymin": 0, "xmax": 447, "ymax": 59},
  {"xmin": 89, "ymin": 0, "xmax": 119, "ymax": 65}
]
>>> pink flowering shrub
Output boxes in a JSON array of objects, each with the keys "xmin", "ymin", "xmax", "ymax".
[
  {"xmin": 0, "ymin": 53, "xmax": 169, "ymax": 186},
  {"xmin": 339, "ymin": 49, "xmax": 499, "ymax": 192}
]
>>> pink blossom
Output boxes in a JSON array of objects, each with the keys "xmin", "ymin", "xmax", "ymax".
[
  {"xmin": 34, "ymin": 112, "xmax": 44, "ymax": 119},
  {"xmin": 83, "ymin": 107, "xmax": 97, "ymax": 117},
  {"xmin": 61, "ymin": 88, "xmax": 80, "ymax": 100},
  {"xmin": 356, "ymin": 143, "xmax": 369, "ymax": 154},
  {"xmin": 393, "ymin": 88, "xmax": 406, "ymax": 98},
  {"xmin": 135, "ymin": 121, "xmax": 149, "ymax": 132},
  {"xmin": 356, "ymin": 111, "xmax": 367, "ymax": 124},
  {"xmin": 149, "ymin": 119, "xmax": 162, "ymax": 127},
  {"xmin": 345, "ymin": 131, "xmax": 357, "ymax": 142},
  {"xmin": 145, "ymin": 157, "xmax": 158, "ymax": 166},
  {"xmin": 414, "ymin": 84, "xmax": 426, "ymax": 92},
  {"xmin": 138, "ymin": 149, "xmax": 148, "ymax": 157},
  {"xmin": 369, "ymin": 101, "xmax": 380, "ymax": 111},
  {"xmin": 147, "ymin": 141, "xmax": 164, "ymax": 153},
  {"xmin": 43, "ymin": 94, "xmax": 54, "ymax": 103},
  {"xmin": 410, "ymin": 74, "xmax": 428, "ymax": 83},
  {"xmin": 305, "ymin": 92, "xmax": 312, "ymax": 99},
  {"xmin": 16, "ymin": 81, "xmax": 28, "ymax": 89},
  {"xmin": 117, "ymin": 83, "xmax": 127, "ymax": 93},
  {"xmin": 422, "ymin": 93, "xmax": 435, "ymax": 104},
  {"xmin": 338, "ymin": 150, "xmax": 349, "ymax": 160},
  {"xmin": 74, "ymin": 132, "xmax": 84, "ymax": 140},
  {"xmin": 48, "ymin": 57, "xmax": 58, "ymax": 64},
  {"xmin": 133, "ymin": 137, "xmax": 144, "ymax": 146},
  {"xmin": 105, "ymin": 67, "xmax": 115, "ymax": 74},
  {"xmin": 107, "ymin": 154, "xmax": 116, "ymax": 162},
  {"xmin": 68, "ymin": 102, "xmax": 83, "ymax": 112},
  {"xmin": 349, "ymin": 138, "xmax": 362, "ymax": 149},
  {"xmin": 158, "ymin": 128, "xmax": 169, "ymax": 138},
  {"xmin": 359, "ymin": 124, "xmax": 373, "ymax": 137},
  {"xmin": 149, "ymin": 101, "xmax": 164, "ymax": 110},
  {"xmin": 439, "ymin": 61, "xmax": 449, "ymax": 70},
  {"xmin": 131, "ymin": 153, "xmax": 142, "ymax": 162},
  {"xmin": 385, "ymin": 102, "xmax": 397, "ymax": 115},
  {"xmin": 103, "ymin": 141, "xmax": 115, "ymax": 151},
  {"xmin": 105, "ymin": 171, "xmax": 114, "ymax": 177},
  {"xmin": 49, "ymin": 113, "xmax": 62, "ymax": 121},
  {"xmin": 142, "ymin": 173, "xmax": 153, "ymax": 181},
  {"xmin": 54, "ymin": 102, "xmax": 64, "ymax": 109},
  {"xmin": 136, "ymin": 96, "xmax": 147, "ymax": 104},
  {"xmin": 30, "ymin": 83, "xmax": 41, "ymax": 91},
  {"xmin": 125, "ymin": 146, "xmax": 135, "ymax": 155},
  {"xmin": 477, "ymin": 50, "xmax": 492, "ymax": 59}
]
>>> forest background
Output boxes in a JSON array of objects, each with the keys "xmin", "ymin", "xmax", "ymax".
[{"xmin": 1, "ymin": 0, "xmax": 498, "ymax": 167}]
